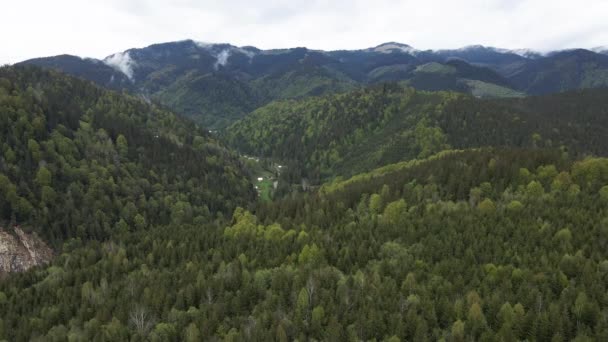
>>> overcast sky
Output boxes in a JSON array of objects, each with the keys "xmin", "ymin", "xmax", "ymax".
[{"xmin": 2, "ymin": 0, "xmax": 607, "ymax": 64}]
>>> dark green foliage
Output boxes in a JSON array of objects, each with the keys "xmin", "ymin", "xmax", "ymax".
[
  {"xmin": 441, "ymin": 87, "xmax": 608, "ymax": 156},
  {"xmin": 155, "ymin": 72, "xmax": 264, "ymax": 129},
  {"xmin": 225, "ymin": 84, "xmax": 608, "ymax": 184},
  {"xmin": 0, "ymin": 65, "xmax": 255, "ymax": 244},
  {"xmin": 19, "ymin": 55, "xmax": 133, "ymax": 91},
  {"xmin": 20, "ymin": 40, "xmax": 531, "ymax": 128},
  {"xmin": 225, "ymin": 85, "xmax": 455, "ymax": 182},
  {"xmin": 20, "ymin": 41, "xmax": 608, "ymax": 130},
  {"xmin": 3, "ymin": 58, "xmax": 608, "ymax": 341},
  {"xmin": 509, "ymin": 49, "xmax": 608, "ymax": 94},
  {"xmin": 3, "ymin": 148, "xmax": 608, "ymax": 341}
]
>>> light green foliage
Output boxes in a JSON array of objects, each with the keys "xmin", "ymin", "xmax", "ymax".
[
  {"xmin": 35, "ymin": 166, "xmax": 52, "ymax": 187},
  {"xmin": 225, "ymin": 86, "xmax": 457, "ymax": 181},
  {"xmin": 4, "ymin": 150, "xmax": 608, "ymax": 341},
  {"xmin": 4, "ymin": 65, "xmax": 608, "ymax": 341},
  {"xmin": 369, "ymin": 193, "xmax": 383, "ymax": 214},
  {"xmin": 225, "ymin": 208, "xmax": 258, "ymax": 238},
  {"xmin": 464, "ymin": 79, "xmax": 526, "ymax": 98},
  {"xmin": 225, "ymin": 208, "xmax": 292, "ymax": 241},
  {"xmin": 0, "ymin": 66, "xmax": 254, "ymax": 242},
  {"xmin": 552, "ymin": 171, "xmax": 573, "ymax": 192},
  {"xmin": 526, "ymin": 180, "xmax": 545, "ymax": 198},
  {"xmin": 134, "ymin": 214, "xmax": 146, "ymax": 230},
  {"xmin": 572, "ymin": 158, "xmax": 608, "ymax": 190},
  {"xmin": 414, "ymin": 118, "xmax": 450, "ymax": 158},
  {"xmin": 415, "ymin": 62, "xmax": 458, "ymax": 75},
  {"xmin": 477, "ymin": 198, "xmax": 496, "ymax": 214},
  {"xmin": 600, "ymin": 185, "xmax": 608, "ymax": 201},
  {"xmin": 381, "ymin": 199, "xmax": 407, "ymax": 226},
  {"xmin": 452, "ymin": 320, "xmax": 465, "ymax": 342},
  {"xmin": 28, "ymin": 139, "xmax": 41, "ymax": 162},
  {"xmin": 507, "ymin": 200, "xmax": 524, "ymax": 212},
  {"xmin": 298, "ymin": 244, "xmax": 323, "ymax": 266},
  {"xmin": 171, "ymin": 201, "xmax": 193, "ymax": 224},
  {"xmin": 116, "ymin": 134, "xmax": 128, "ymax": 157},
  {"xmin": 184, "ymin": 323, "xmax": 201, "ymax": 342},
  {"xmin": 296, "ymin": 288, "xmax": 310, "ymax": 319},
  {"xmin": 554, "ymin": 228, "xmax": 573, "ymax": 248},
  {"xmin": 264, "ymin": 223, "xmax": 286, "ymax": 242},
  {"xmin": 311, "ymin": 306, "xmax": 325, "ymax": 327}
]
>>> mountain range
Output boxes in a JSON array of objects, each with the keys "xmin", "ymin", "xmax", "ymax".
[
  {"xmin": 19, "ymin": 40, "xmax": 608, "ymax": 128},
  {"xmin": 3, "ymin": 40, "xmax": 608, "ymax": 340}
]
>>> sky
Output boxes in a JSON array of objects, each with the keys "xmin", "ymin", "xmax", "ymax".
[{"xmin": 1, "ymin": 0, "xmax": 608, "ymax": 64}]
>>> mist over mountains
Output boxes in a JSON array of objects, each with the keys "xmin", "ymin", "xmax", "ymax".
[
  {"xmin": 20, "ymin": 40, "xmax": 608, "ymax": 128},
  {"xmin": 4, "ymin": 29, "xmax": 608, "ymax": 341}
]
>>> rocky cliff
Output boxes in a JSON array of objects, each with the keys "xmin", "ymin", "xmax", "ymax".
[{"xmin": 0, "ymin": 226, "xmax": 53, "ymax": 275}]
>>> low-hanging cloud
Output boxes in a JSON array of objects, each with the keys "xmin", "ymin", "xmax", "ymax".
[
  {"xmin": 103, "ymin": 52, "xmax": 136, "ymax": 80},
  {"xmin": 195, "ymin": 41, "xmax": 257, "ymax": 70},
  {"xmin": 214, "ymin": 50, "xmax": 231, "ymax": 69}
]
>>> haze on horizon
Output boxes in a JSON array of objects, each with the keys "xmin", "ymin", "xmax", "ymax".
[{"xmin": 2, "ymin": 0, "xmax": 607, "ymax": 65}]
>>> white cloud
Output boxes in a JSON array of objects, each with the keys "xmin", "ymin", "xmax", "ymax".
[
  {"xmin": 214, "ymin": 50, "xmax": 231, "ymax": 69},
  {"xmin": 194, "ymin": 42, "xmax": 257, "ymax": 69},
  {"xmin": 103, "ymin": 52, "xmax": 136, "ymax": 80},
  {"xmin": 1, "ymin": 0, "xmax": 607, "ymax": 64}
]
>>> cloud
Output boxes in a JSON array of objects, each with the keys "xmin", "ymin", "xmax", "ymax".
[
  {"xmin": 214, "ymin": 50, "xmax": 231, "ymax": 69},
  {"xmin": 1, "ymin": 0, "xmax": 608, "ymax": 64},
  {"xmin": 194, "ymin": 42, "xmax": 257, "ymax": 69},
  {"xmin": 103, "ymin": 52, "xmax": 136, "ymax": 80},
  {"xmin": 212, "ymin": 48, "xmax": 257, "ymax": 70}
]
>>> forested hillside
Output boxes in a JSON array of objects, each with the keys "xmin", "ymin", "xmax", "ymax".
[
  {"xmin": 2, "ymin": 62, "xmax": 608, "ymax": 342},
  {"xmin": 26, "ymin": 40, "xmax": 608, "ymax": 128},
  {"xmin": 3, "ymin": 148, "xmax": 608, "ymax": 340},
  {"xmin": 508, "ymin": 49, "xmax": 608, "ymax": 94},
  {"xmin": 0, "ymin": 66, "xmax": 255, "ymax": 245},
  {"xmin": 226, "ymin": 85, "xmax": 608, "ymax": 183}
]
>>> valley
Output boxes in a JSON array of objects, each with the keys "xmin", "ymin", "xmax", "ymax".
[{"xmin": 2, "ymin": 37, "xmax": 608, "ymax": 341}]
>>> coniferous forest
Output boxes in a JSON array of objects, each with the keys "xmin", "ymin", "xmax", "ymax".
[{"xmin": 2, "ymin": 54, "xmax": 608, "ymax": 342}]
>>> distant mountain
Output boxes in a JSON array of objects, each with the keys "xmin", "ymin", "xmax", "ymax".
[
  {"xmin": 19, "ymin": 40, "xmax": 608, "ymax": 127},
  {"xmin": 401, "ymin": 59, "xmax": 523, "ymax": 98},
  {"xmin": 7, "ymin": 51, "xmax": 608, "ymax": 342},
  {"xmin": 508, "ymin": 49, "xmax": 608, "ymax": 94},
  {"xmin": 22, "ymin": 54, "xmax": 132, "ymax": 90},
  {"xmin": 366, "ymin": 42, "xmax": 419, "ymax": 54},
  {"xmin": 592, "ymin": 46, "xmax": 608, "ymax": 55}
]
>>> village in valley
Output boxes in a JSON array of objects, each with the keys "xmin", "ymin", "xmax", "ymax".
[{"xmin": 242, "ymin": 155, "xmax": 283, "ymax": 201}]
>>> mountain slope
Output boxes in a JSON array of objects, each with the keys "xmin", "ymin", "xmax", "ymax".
[
  {"xmin": 225, "ymin": 85, "xmax": 608, "ymax": 183},
  {"xmin": 3, "ymin": 148, "xmax": 608, "ymax": 340},
  {"xmin": 21, "ymin": 55, "xmax": 133, "ymax": 90},
  {"xmin": 19, "ymin": 41, "xmax": 536, "ymax": 128},
  {"xmin": 0, "ymin": 65, "xmax": 255, "ymax": 244},
  {"xmin": 20, "ymin": 41, "xmax": 608, "ymax": 129},
  {"xmin": 428, "ymin": 45, "xmax": 532, "ymax": 75},
  {"xmin": 508, "ymin": 49, "xmax": 608, "ymax": 94},
  {"xmin": 154, "ymin": 71, "xmax": 264, "ymax": 128}
]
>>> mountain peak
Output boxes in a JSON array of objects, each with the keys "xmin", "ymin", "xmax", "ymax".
[
  {"xmin": 371, "ymin": 42, "xmax": 418, "ymax": 54},
  {"xmin": 505, "ymin": 48, "xmax": 544, "ymax": 58}
]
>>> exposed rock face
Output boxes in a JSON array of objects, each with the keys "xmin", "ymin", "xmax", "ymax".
[{"xmin": 0, "ymin": 226, "xmax": 53, "ymax": 275}]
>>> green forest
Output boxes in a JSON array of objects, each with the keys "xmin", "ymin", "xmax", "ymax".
[
  {"xmin": 2, "ymin": 65, "xmax": 608, "ymax": 341},
  {"xmin": 226, "ymin": 84, "xmax": 608, "ymax": 184},
  {"xmin": 0, "ymin": 66, "xmax": 254, "ymax": 245}
]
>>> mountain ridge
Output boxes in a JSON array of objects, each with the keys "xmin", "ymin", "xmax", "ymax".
[{"xmin": 18, "ymin": 39, "xmax": 608, "ymax": 128}]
